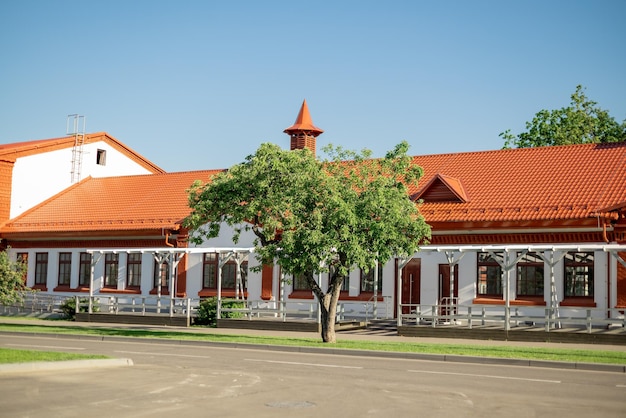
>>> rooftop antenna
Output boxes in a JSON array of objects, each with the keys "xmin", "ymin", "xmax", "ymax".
[{"xmin": 67, "ymin": 114, "xmax": 86, "ymax": 183}]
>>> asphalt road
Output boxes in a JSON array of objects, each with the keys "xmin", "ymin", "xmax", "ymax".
[{"xmin": 1, "ymin": 334, "xmax": 625, "ymax": 418}]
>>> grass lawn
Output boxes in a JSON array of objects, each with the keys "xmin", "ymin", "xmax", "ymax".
[
  {"xmin": 1, "ymin": 322, "xmax": 625, "ymax": 365},
  {"xmin": 0, "ymin": 347, "xmax": 109, "ymax": 364}
]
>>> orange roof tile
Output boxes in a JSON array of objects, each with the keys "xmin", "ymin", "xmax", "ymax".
[
  {"xmin": 283, "ymin": 100, "xmax": 324, "ymax": 136},
  {"xmin": 0, "ymin": 170, "xmax": 222, "ymax": 233},
  {"xmin": 0, "ymin": 132, "xmax": 165, "ymax": 173},
  {"xmin": 1, "ymin": 142, "xmax": 625, "ymax": 236},
  {"xmin": 411, "ymin": 142, "xmax": 626, "ymax": 224}
]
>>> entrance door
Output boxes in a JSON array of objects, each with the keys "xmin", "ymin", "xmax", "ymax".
[
  {"xmin": 401, "ymin": 258, "xmax": 421, "ymax": 314},
  {"xmin": 439, "ymin": 264, "xmax": 459, "ymax": 316}
]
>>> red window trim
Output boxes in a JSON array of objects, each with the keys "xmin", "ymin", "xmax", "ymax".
[
  {"xmin": 472, "ymin": 297, "xmax": 547, "ymax": 306},
  {"xmin": 99, "ymin": 288, "xmax": 142, "ymax": 295},
  {"xmin": 560, "ymin": 297, "xmax": 596, "ymax": 307},
  {"xmin": 149, "ymin": 287, "xmax": 170, "ymax": 296},
  {"xmin": 348, "ymin": 292, "xmax": 385, "ymax": 302},
  {"xmin": 288, "ymin": 290, "xmax": 314, "ymax": 299},
  {"xmin": 198, "ymin": 289, "xmax": 248, "ymax": 298}
]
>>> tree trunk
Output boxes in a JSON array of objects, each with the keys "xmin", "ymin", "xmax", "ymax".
[
  {"xmin": 319, "ymin": 283, "xmax": 343, "ymax": 343},
  {"xmin": 319, "ymin": 293, "xmax": 336, "ymax": 343},
  {"xmin": 304, "ymin": 270, "xmax": 343, "ymax": 343}
]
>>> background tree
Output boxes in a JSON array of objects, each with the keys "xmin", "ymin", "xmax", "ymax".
[
  {"xmin": 0, "ymin": 248, "xmax": 28, "ymax": 306},
  {"xmin": 185, "ymin": 142, "xmax": 430, "ymax": 343},
  {"xmin": 501, "ymin": 85, "xmax": 626, "ymax": 148}
]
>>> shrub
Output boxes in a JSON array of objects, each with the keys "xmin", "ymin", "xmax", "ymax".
[
  {"xmin": 60, "ymin": 297, "xmax": 99, "ymax": 320},
  {"xmin": 194, "ymin": 297, "xmax": 245, "ymax": 327}
]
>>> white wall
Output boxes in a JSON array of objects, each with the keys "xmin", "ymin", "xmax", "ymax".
[
  {"xmin": 10, "ymin": 141, "xmax": 154, "ymax": 218},
  {"xmin": 7, "ymin": 245, "xmax": 615, "ymax": 319}
]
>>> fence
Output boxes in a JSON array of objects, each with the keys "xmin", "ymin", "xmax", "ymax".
[
  {"xmin": 74, "ymin": 295, "xmax": 200, "ymax": 321},
  {"xmin": 399, "ymin": 303, "xmax": 626, "ymax": 333},
  {"xmin": 1, "ymin": 292, "xmax": 68, "ymax": 315},
  {"xmin": 219, "ymin": 297, "xmax": 393, "ymax": 323}
]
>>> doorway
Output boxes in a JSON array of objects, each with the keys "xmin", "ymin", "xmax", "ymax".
[
  {"xmin": 400, "ymin": 258, "xmax": 421, "ymax": 314},
  {"xmin": 438, "ymin": 264, "xmax": 459, "ymax": 316}
]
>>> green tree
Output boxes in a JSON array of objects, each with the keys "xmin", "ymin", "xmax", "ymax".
[
  {"xmin": 501, "ymin": 85, "xmax": 626, "ymax": 148},
  {"xmin": 0, "ymin": 248, "xmax": 29, "ymax": 306},
  {"xmin": 185, "ymin": 142, "xmax": 430, "ymax": 343}
]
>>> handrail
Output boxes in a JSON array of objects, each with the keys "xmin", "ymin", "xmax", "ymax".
[{"xmin": 397, "ymin": 302, "xmax": 626, "ymax": 333}]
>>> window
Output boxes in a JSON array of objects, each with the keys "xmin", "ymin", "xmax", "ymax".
[
  {"xmin": 104, "ymin": 253, "xmax": 119, "ymax": 288},
  {"xmin": 329, "ymin": 265, "xmax": 348, "ymax": 291},
  {"xmin": 202, "ymin": 253, "xmax": 248, "ymax": 290},
  {"xmin": 477, "ymin": 252, "xmax": 502, "ymax": 296},
  {"xmin": 360, "ymin": 264, "xmax": 383, "ymax": 292},
  {"xmin": 16, "ymin": 253, "xmax": 28, "ymax": 282},
  {"xmin": 202, "ymin": 253, "xmax": 218, "ymax": 288},
  {"xmin": 222, "ymin": 261, "xmax": 238, "ymax": 289},
  {"xmin": 154, "ymin": 260, "xmax": 169, "ymax": 289},
  {"xmin": 96, "ymin": 149, "xmax": 106, "ymax": 165},
  {"xmin": 126, "ymin": 253, "xmax": 142, "ymax": 288},
  {"xmin": 58, "ymin": 252, "xmax": 72, "ymax": 286},
  {"xmin": 79, "ymin": 253, "xmax": 91, "ymax": 287},
  {"xmin": 564, "ymin": 252, "xmax": 594, "ymax": 297},
  {"xmin": 35, "ymin": 253, "xmax": 48, "ymax": 286},
  {"xmin": 293, "ymin": 273, "xmax": 309, "ymax": 291},
  {"xmin": 516, "ymin": 252, "xmax": 544, "ymax": 296}
]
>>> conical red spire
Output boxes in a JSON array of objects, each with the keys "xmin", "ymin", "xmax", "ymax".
[
  {"xmin": 284, "ymin": 100, "xmax": 323, "ymax": 155},
  {"xmin": 283, "ymin": 100, "xmax": 324, "ymax": 136}
]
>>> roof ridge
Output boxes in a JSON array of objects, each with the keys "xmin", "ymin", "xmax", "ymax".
[
  {"xmin": 410, "ymin": 141, "xmax": 626, "ymax": 160},
  {"xmin": 95, "ymin": 168, "xmax": 225, "ymax": 181},
  {"xmin": 0, "ymin": 132, "xmax": 166, "ymax": 174}
]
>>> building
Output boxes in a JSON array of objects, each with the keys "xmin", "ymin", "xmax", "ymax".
[
  {"xmin": 1, "ymin": 102, "xmax": 625, "ymax": 327},
  {"xmin": 0, "ymin": 131, "xmax": 164, "ymax": 223}
]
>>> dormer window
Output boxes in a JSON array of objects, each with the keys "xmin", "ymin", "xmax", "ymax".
[
  {"xmin": 96, "ymin": 149, "xmax": 107, "ymax": 166},
  {"xmin": 415, "ymin": 173, "xmax": 468, "ymax": 203}
]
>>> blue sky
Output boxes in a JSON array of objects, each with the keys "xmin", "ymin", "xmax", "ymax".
[{"xmin": 1, "ymin": 0, "xmax": 625, "ymax": 172}]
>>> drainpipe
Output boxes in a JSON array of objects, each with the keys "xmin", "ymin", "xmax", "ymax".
[
  {"xmin": 599, "ymin": 213, "xmax": 619, "ymax": 321},
  {"xmin": 163, "ymin": 228, "xmax": 175, "ymax": 247},
  {"xmin": 601, "ymin": 213, "xmax": 619, "ymax": 243}
]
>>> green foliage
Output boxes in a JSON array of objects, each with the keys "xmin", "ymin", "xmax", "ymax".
[
  {"xmin": 0, "ymin": 347, "xmax": 109, "ymax": 363},
  {"xmin": 60, "ymin": 297, "xmax": 99, "ymax": 320},
  {"xmin": 0, "ymin": 248, "xmax": 29, "ymax": 306},
  {"xmin": 194, "ymin": 297, "xmax": 245, "ymax": 327},
  {"xmin": 501, "ymin": 85, "xmax": 626, "ymax": 148},
  {"xmin": 185, "ymin": 141, "xmax": 431, "ymax": 341},
  {"xmin": 1, "ymin": 324, "xmax": 625, "ymax": 365}
]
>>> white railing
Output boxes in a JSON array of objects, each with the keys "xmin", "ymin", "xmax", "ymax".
[
  {"xmin": 398, "ymin": 303, "xmax": 626, "ymax": 333},
  {"xmin": 76, "ymin": 295, "xmax": 200, "ymax": 322},
  {"xmin": 218, "ymin": 297, "xmax": 393, "ymax": 323},
  {"xmin": 219, "ymin": 299, "xmax": 318, "ymax": 322},
  {"xmin": 1, "ymin": 292, "xmax": 68, "ymax": 315}
]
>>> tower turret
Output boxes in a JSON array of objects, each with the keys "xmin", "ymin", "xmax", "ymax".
[{"xmin": 283, "ymin": 99, "xmax": 323, "ymax": 156}]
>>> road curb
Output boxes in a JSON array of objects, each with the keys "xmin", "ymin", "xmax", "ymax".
[
  {"xmin": 2, "ymin": 330, "xmax": 625, "ymax": 373},
  {"xmin": 0, "ymin": 358, "xmax": 133, "ymax": 374}
]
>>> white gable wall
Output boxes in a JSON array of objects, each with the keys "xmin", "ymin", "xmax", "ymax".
[{"xmin": 10, "ymin": 141, "xmax": 154, "ymax": 218}]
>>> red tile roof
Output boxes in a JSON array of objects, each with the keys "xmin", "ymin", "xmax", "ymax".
[
  {"xmin": 411, "ymin": 142, "xmax": 626, "ymax": 224},
  {"xmin": 1, "ymin": 142, "xmax": 624, "ymax": 236},
  {"xmin": 0, "ymin": 132, "xmax": 165, "ymax": 174},
  {"xmin": 0, "ymin": 170, "xmax": 222, "ymax": 234}
]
